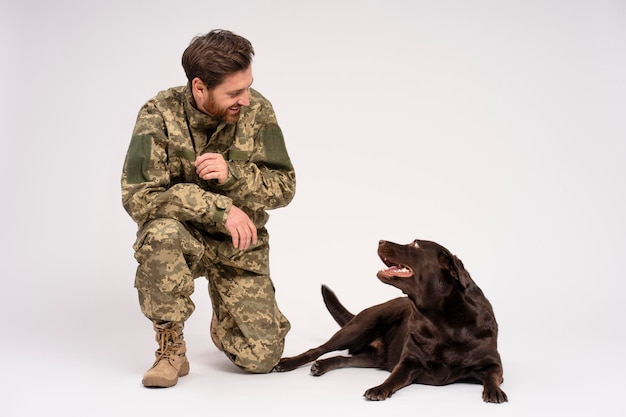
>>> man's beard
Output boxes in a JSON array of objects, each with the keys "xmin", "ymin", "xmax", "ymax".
[{"xmin": 206, "ymin": 94, "xmax": 240, "ymax": 124}]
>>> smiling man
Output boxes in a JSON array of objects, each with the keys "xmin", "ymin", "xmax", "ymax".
[{"xmin": 121, "ymin": 29, "xmax": 296, "ymax": 387}]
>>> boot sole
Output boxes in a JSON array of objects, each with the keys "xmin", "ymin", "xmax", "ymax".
[{"xmin": 142, "ymin": 360, "xmax": 190, "ymax": 388}]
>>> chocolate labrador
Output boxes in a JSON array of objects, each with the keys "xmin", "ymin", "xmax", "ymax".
[{"xmin": 274, "ymin": 239, "xmax": 507, "ymax": 403}]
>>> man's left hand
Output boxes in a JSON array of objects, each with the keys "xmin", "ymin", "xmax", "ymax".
[{"xmin": 195, "ymin": 153, "xmax": 229, "ymax": 184}]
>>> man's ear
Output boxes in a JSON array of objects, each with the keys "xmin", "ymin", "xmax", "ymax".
[{"xmin": 191, "ymin": 77, "xmax": 206, "ymax": 94}]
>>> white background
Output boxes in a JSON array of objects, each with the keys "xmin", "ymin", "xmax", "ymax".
[{"xmin": 1, "ymin": 0, "xmax": 625, "ymax": 416}]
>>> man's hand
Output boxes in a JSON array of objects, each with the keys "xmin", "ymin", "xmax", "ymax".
[
  {"xmin": 224, "ymin": 205, "xmax": 258, "ymax": 250},
  {"xmin": 195, "ymin": 153, "xmax": 229, "ymax": 184}
]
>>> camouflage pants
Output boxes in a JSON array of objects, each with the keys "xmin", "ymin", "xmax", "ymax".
[{"xmin": 133, "ymin": 218, "xmax": 290, "ymax": 373}]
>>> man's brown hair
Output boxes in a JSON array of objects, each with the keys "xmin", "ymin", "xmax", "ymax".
[{"xmin": 182, "ymin": 29, "xmax": 255, "ymax": 89}]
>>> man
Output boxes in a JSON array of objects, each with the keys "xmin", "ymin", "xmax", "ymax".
[{"xmin": 121, "ymin": 29, "xmax": 295, "ymax": 387}]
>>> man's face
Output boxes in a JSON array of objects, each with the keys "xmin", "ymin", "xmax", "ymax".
[{"xmin": 193, "ymin": 66, "xmax": 253, "ymax": 123}]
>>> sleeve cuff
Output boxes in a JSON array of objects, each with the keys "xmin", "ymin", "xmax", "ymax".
[
  {"xmin": 217, "ymin": 162, "xmax": 240, "ymax": 189},
  {"xmin": 210, "ymin": 194, "xmax": 232, "ymax": 227}
]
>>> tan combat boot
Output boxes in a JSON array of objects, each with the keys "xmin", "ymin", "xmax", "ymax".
[{"xmin": 142, "ymin": 321, "xmax": 189, "ymax": 388}]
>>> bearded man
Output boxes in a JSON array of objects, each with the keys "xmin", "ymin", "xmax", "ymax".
[{"xmin": 121, "ymin": 29, "xmax": 295, "ymax": 387}]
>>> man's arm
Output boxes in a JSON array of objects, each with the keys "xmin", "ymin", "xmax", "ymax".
[{"xmin": 121, "ymin": 100, "xmax": 233, "ymax": 230}]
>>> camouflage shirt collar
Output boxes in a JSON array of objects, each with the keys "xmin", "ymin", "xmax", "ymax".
[{"xmin": 183, "ymin": 86, "xmax": 220, "ymax": 132}]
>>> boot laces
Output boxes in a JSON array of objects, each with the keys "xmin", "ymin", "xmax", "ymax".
[{"xmin": 154, "ymin": 328, "xmax": 183, "ymax": 364}]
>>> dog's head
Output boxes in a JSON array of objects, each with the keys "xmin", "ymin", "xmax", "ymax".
[{"xmin": 377, "ymin": 239, "xmax": 473, "ymax": 308}]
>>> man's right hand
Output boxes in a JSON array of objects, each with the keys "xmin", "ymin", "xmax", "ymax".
[{"xmin": 224, "ymin": 205, "xmax": 258, "ymax": 250}]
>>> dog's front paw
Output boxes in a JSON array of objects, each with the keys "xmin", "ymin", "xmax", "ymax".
[
  {"xmin": 311, "ymin": 361, "xmax": 324, "ymax": 376},
  {"xmin": 482, "ymin": 386, "xmax": 508, "ymax": 404},
  {"xmin": 310, "ymin": 361, "xmax": 327, "ymax": 376},
  {"xmin": 363, "ymin": 385, "xmax": 393, "ymax": 401}
]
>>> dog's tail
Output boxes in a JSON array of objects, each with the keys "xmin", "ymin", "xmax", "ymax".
[{"xmin": 321, "ymin": 284, "xmax": 354, "ymax": 327}]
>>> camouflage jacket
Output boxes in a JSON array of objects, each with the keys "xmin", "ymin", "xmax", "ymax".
[{"xmin": 121, "ymin": 86, "xmax": 296, "ymax": 233}]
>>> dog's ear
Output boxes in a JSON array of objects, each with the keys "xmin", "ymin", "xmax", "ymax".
[
  {"xmin": 452, "ymin": 255, "xmax": 472, "ymax": 288},
  {"xmin": 439, "ymin": 251, "xmax": 472, "ymax": 288}
]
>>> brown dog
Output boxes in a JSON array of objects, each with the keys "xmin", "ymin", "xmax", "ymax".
[{"xmin": 273, "ymin": 239, "xmax": 507, "ymax": 403}]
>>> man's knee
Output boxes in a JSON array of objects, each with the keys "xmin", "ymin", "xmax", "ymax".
[
  {"xmin": 225, "ymin": 338, "xmax": 285, "ymax": 373},
  {"xmin": 135, "ymin": 219, "xmax": 191, "ymax": 252},
  {"xmin": 134, "ymin": 219, "xmax": 204, "ymax": 266},
  {"xmin": 216, "ymin": 313, "xmax": 289, "ymax": 373}
]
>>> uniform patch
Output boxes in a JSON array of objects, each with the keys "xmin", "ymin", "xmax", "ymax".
[
  {"xmin": 125, "ymin": 134, "xmax": 152, "ymax": 183},
  {"xmin": 261, "ymin": 125, "xmax": 293, "ymax": 170}
]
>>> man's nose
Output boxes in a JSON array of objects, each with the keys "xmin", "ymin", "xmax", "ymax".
[{"xmin": 238, "ymin": 90, "xmax": 250, "ymax": 106}]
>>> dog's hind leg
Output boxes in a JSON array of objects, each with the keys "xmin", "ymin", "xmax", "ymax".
[
  {"xmin": 273, "ymin": 319, "xmax": 382, "ymax": 373},
  {"xmin": 274, "ymin": 301, "xmax": 404, "ymax": 373}
]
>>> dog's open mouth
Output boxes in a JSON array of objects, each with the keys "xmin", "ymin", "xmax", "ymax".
[{"xmin": 378, "ymin": 257, "xmax": 413, "ymax": 279}]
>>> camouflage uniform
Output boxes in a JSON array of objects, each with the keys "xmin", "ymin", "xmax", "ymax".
[{"xmin": 121, "ymin": 85, "xmax": 295, "ymax": 373}]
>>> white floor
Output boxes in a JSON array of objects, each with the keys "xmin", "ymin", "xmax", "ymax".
[{"xmin": 5, "ymin": 275, "xmax": 625, "ymax": 417}]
